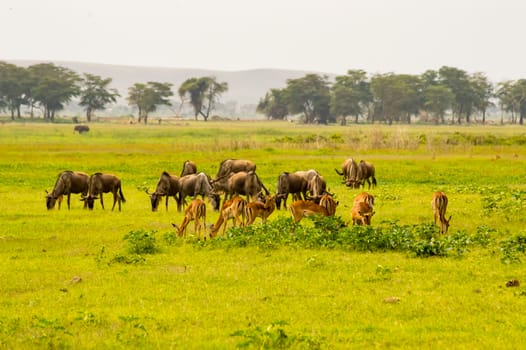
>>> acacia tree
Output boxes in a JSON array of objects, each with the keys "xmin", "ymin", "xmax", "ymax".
[
  {"xmin": 284, "ymin": 74, "xmax": 331, "ymax": 124},
  {"xmin": 127, "ymin": 82, "xmax": 173, "ymax": 124},
  {"xmin": 256, "ymin": 88, "xmax": 288, "ymax": 120},
  {"xmin": 178, "ymin": 77, "xmax": 228, "ymax": 121},
  {"xmin": 330, "ymin": 69, "xmax": 372, "ymax": 124},
  {"xmin": 0, "ymin": 62, "xmax": 30, "ymax": 119},
  {"xmin": 423, "ymin": 85, "xmax": 454, "ymax": 124},
  {"xmin": 27, "ymin": 63, "xmax": 80, "ymax": 120},
  {"xmin": 79, "ymin": 74, "xmax": 120, "ymax": 122}
]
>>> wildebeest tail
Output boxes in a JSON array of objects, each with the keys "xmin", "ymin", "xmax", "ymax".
[
  {"xmin": 119, "ymin": 187, "xmax": 126, "ymax": 203},
  {"xmin": 372, "ymin": 177, "xmax": 377, "ymax": 187}
]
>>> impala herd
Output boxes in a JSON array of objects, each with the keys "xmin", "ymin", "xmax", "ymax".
[{"xmin": 45, "ymin": 158, "xmax": 451, "ymax": 239}]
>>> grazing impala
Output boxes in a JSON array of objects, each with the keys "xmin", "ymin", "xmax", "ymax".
[
  {"xmin": 245, "ymin": 194, "xmax": 276, "ymax": 225},
  {"xmin": 353, "ymin": 192, "xmax": 375, "ymax": 209},
  {"xmin": 210, "ymin": 196, "xmax": 247, "ymax": 237},
  {"xmin": 289, "ymin": 200, "xmax": 329, "ymax": 223},
  {"xmin": 431, "ymin": 191, "xmax": 451, "ymax": 234},
  {"xmin": 318, "ymin": 193, "xmax": 339, "ymax": 216},
  {"xmin": 173, "ymin": 198, "xmax": 207, "ymax": 239},
  {"xmin": 351, "ymin": 201, "xmax": 375, "ymax": 225}
]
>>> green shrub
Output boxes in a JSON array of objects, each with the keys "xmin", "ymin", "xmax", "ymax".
[{"xmin": 123, "ymin": 230, "xmax": 158, "ymax": 254}]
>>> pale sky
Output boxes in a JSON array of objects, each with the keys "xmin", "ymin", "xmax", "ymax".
[{"xmin": 1, "ymin": 0, "xmax": 525, "ymax": 81}]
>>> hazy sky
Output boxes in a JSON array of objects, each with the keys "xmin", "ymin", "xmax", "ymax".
[{"xmin": 1, "ymin": 0, "xmax": 524, "ymax": 81}]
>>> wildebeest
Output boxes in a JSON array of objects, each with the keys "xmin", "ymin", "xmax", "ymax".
[
  {"xmin": 431, "ymin": 191, "xmax": 451, "ymax": 234},
  {"xmin": 335, "ymin": 158, "xmax": 359, "ymax": 186},
  {"xmin": 356, "ymin": 160, "xmax": 377, "ymax": 189},
  {"xmin": 218, "ymin": 171, "xmax": 268, "ymax": 203},
  {"xmin": 82, "ymin": 173, "xmax": 126, "ymax": 211},
  {"xmin": 73, "ymin": 125, "xmax": 90, "ymax": 133},
  {"xmin": 180, "ymin": 160, "xmax": 197, "ymax": 177},
  {"xmin": 276, "ymin": 172, "xmax": 309, "ymax": 210},
  {"xmin": 307, "ymin": 173, "xmax": 328, "ymax": 198},
  {"xmin": 178, "ymin": 172, "xmax": 220, "ymax": 212},
  {"xmin": 46, "ymin": 170, "xmax": 89, "ymax": 210},
  {"xmin": 146, "ymin": 171, "xmax": 180, "ymax": 212},
  {"xmin": 215, "ymin": 159, "xmax": 256, "ymax": 180}
]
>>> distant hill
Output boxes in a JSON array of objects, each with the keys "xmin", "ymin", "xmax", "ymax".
[{"xmin": 8, "ymin": 60, "xmax": 337, "ymax": 116}]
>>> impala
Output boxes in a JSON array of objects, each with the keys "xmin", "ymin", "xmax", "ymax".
[
  {"xmin": 173, "ymin": 198, "xmax": 207, "ymax": 239},
  {"xmin": 289, "ymin": 200, "xmax": 329, "ymax": 223},
  {"xmin": 351, "ymin": 201, "xmax": 375, "ymax": 225},
  {"xmin": 245, "ymin": 194, "xmax": 276, "ymax": 225},
  {"xmin": 431, "ymin": 191, "xmax": 451, "ymax": 234},
  {"xmin": 210, "ymin": 196, "xmax": 247, "ymax": 237}
]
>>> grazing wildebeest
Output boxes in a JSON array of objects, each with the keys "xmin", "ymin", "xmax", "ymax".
[
  {"xmin": 431, "ymin": 191, "xmax": 451, "ymax": 234},
  {"xmin": 46, "ymin": 170, "xmax": 89, "ymax": 210},
  {"xmin": 276, "ymin": 171, "xmax": 309, "ymax": 210},
  {"xmin": 215, "ymin": 159, "xmax": 256, "ymax": 180},
  {"xmin": 307, "ymin": 173, "xmax": 328, "ymax": 198},
  {"xmin": 82, "ymin": 173, "xmax": 126, "ymax": 211},
  {"xmin": 178, "ymin": 172, "xmax": 220, "ymax": 212},
  {"xmin": 335, "ymin": 158, "xmax": 359, "ymax": 186},
  {"xmin": 180, "ymin": 160, "xmax": 197, "ymax": 177},
  {"xmin": 73, "ymin": 125, "xmax": 90, "ymax": 133},
  {"xmin": 356, "ymin": 160, "xmax": 377, "ymax": 189},
  {"xmin": 219, "ymin": 171, "xmax": 268, "ymax": 203},
  {"xmin": 146, "ymin": 171, "xmax": 180, "ymax": 212}
]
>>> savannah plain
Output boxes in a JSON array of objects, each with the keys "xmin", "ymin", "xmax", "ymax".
[{"xmin": 0, "ymin": 121, "xmax": 525, "ymax": 349}]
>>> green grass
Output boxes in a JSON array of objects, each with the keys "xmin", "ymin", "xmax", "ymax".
[{"xmin": 0, "ymin": 121, "xmax": 526, "ymax": 349}]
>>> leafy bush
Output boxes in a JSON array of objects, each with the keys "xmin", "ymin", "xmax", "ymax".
[
  {"xmin": 123, "ymin": 230, "xmax": 158, "ymax": 254},
  {"xmin": 500, "ymin": 233, "xmax": 526, "ymax": 264}
]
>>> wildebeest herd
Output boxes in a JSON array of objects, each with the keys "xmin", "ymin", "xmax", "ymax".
[{"xmin": 45, "ymin": 158, "xmax": 451, "ymax": 239}]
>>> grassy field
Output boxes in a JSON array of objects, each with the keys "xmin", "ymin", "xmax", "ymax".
[{"xmin": 0, "ymin": 121, "xmax": 525, "ymax": 349}]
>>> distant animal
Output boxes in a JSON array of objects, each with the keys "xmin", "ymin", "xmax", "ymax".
[
  {"xmin": 356, "ymin": 160, "xmax": 377, "ymax": 189},
  {"xmin": 210, "ymin": 196, "xmax": 247, "ymax": 237},
  {"xmin": 180, "ymin": 160, "xmax": 197, "ymax": 177},
  {"xmin": 245, "ymin": 194, "xmax": 276, "ymax": 225},
  {"xmin": 177, "ymin": 172, "xmax": 220, "ymax": 212},
  {"xmin": 45, "ymin": 170, "xmax": 89, "ymax": 210},
  {"xmin": 146, "ymin": 171, "xmax": 180, "ymax": 212},
  {"xmin": 172, "ymin": 198, "xmax": 207, "ymax": 239},
  {"xmin": 73, "ymin": 125, "xmax": 90, "ymax": 133},
  {"xmin": 431, "ymin": 191, "xmax": 451, "ymax": 234},
  {"xmin": 289, "ymin": 200, "xmax": 329, "ymax": 223},
  {"xmin": 215, "ymin": 159, "xmax": 256, "ymax": 180},
  {"xmin": 335, "ymin": 158, "xmax": 359, "ymax": 187},
  {"xmin": 82, "ymin": 173, "xmax": 126, "ymax": 211},
  {"xmin": 351, "ymin": 201, "xmax": 375, "ymax": 225}
]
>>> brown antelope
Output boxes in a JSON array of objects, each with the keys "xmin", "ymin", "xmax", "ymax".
[
  {"xmin": 289, "ymin": 200, "xmax": 329, "ymax": 223},
  {"xmin": 173, "ymin": 198, "xmax": 207, "ymax": 239},
  {"xmin": 353, "ymin": 192, "xmax": 375, "ymax": 209},
  {"xmin": 319, "ymin": 193, "xmax": 339, "ymax": 216},
  {"xmin": 431, "ymin": 191, "xmax": 451, "ymax": 234},
  {"xmin": 351, "ymin": 201, "xmax": 375, "ymax": 225},
  {"xmin": 245, "ymin": 194, "xmax": 276, "ymax": 225},
  {"xmin": 210, "ymin": 196, "xmax": 247, "ymax": 237}
]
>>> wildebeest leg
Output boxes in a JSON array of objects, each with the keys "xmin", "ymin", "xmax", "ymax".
[
  {"xmin": 100, "ymin": 193, "xmax": 105, "ymax": 210},
  {"xmin": 67, "ymin": 193, "xmax": 71, "ymax": 210}
]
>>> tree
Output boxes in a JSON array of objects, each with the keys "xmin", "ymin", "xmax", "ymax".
[
  {"xmin": 27, "ymin": 63, "xmax": 81, "ymax": 121},
  {"xmin": 330, "ymin": 69, "xmax": 371, "ymax": 124},
  {"xmin": 79, "ymin": 74, "xmax": 120, "ymax": 122},
  {"xmin": 438, "ymin": 66, "xmax": 475, "ymax": 124},
  {"xmin": 470, "ymin": 72, "xmax": 494, "ymax": 124},
  {"xmin": 0, "ymin": 62, "xmax": 29, "ymax": 120},
  {"xmin": 284, "ymin": 74, "xmax": 331, "ymax": 124},
  {"xmin": 256, "ymin": 88, "xmax": 288, "ymax": 120},
  {"xmin": 423, "ymin": 85, "xmax": 454, "ymax": 124},
  {"xmin": 178, "ymin": 77, "xmax": 229, "ymax": 121},
  {"xmin": 127, "ymin": 82, "xmax": 173, "ymax": 124},
  {"xmin": 370, "ymin": 73, "xmax": 409, "ymax": 124}
]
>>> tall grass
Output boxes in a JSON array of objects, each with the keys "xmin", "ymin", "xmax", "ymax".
[{"xmin": 0, "ymin": 121, "xmax": 525, "ymax": 348}]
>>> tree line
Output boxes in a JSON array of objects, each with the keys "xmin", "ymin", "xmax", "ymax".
[
  {"xmin": 2, "ymin": 61, "xmax": 526, "ymax": 125},
  {"xmin": 257, "ymin": 67, "xmax": 526, "ymax": 125},
  {"xmin": 0, "ymin": 62, "xmax": 228, "ymax": 124}
]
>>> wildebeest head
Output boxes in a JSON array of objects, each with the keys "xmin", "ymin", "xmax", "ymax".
[
  {"xmin": 81, "ymin": 194, "xmax": 98, "ymax": 209},
  {"xmin": 208, "ymin": 192, "xmax": 221, "ymax": 211},
  {"xmin": 145, "ymin": 189, "xmax": 163, "ymax": 211},
  {"xmin": 45, "ymin": 191, "xmax": 60, "ymax": 210}
]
